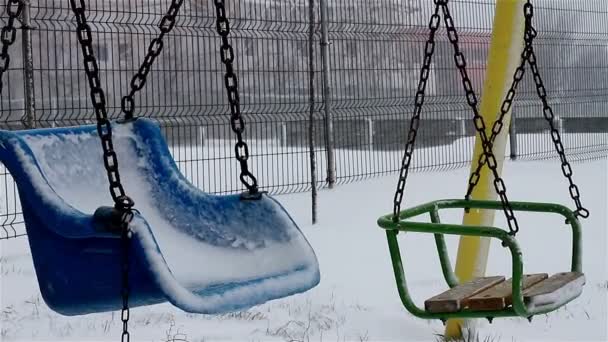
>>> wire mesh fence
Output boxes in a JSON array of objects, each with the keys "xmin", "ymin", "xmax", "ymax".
[{"xmin": 1, "ymin": 0, "xmax": 607, "ymax": 239}]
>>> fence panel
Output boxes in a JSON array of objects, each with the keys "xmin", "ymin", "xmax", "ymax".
[{"xmin": 0, "ymin": 0, "xmax": 607, "ymax": 239}]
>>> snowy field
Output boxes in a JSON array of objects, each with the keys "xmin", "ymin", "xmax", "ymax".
[{"xmin": 0, "ymin": 151, "xmax": 606, "ymax": 341}]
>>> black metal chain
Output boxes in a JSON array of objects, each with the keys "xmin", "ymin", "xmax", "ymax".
[
  {"xmin": 121, "ymin": 0, "xmax": 184, "ymax": 120},
  {"xmin": 392, "ymin": 2, "xmax": 442, "ymax": 221},
  {"xmin": 0, "ymin": 0, "xmax": 23, "ymax": 95},
  {"xmin": 465, "ymin": 0, "xmax": 588, "ymax": 220},
  {"xmin": 465, "ymin": 45, "xmax": 530, "ymax": 202},
  {"xmin": 119, "ymin": 213, "xmax": 132, "ymax": 342},
  {"xmin": 439, "ymin": 0, "xmax": 520, "ymax": 235},
  {"xmin": 68, "ymin": 1, "xmax": 134, "ymax": 341},
  {"xmin": 522, "ymin": 1, "xmax": 589, "ymax": 218},
  {"xmin": 213, "ymin": 0, "xmax": 259, "ymax": 195}
]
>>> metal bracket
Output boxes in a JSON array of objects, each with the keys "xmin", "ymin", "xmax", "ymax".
[
  {"xmin": 240, "ymin": 190, "xmax": 266, "ymax": 201},
  {"xmin": 93, "ymin": 206, "xmax": 124, "ymax": 234}
]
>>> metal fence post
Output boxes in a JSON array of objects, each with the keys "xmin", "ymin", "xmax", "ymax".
[
  {"xmin": 281, "ymin": 122, "xmax": 287, "ymax": 147},
  {"xmin": 556, "ymin": 115, "xmax": 564, "ymax": 134},
  {"xmin": 319, "ymin": 0, "xmax": 336, "ymax": 188},
  {"xmin": 308, "ymin": 0, "xmax": 318, "ymax": 224},
  {"xmin": 460, "ymin": 118, "xmax": 467, "ymax": 136},
  {"xmin": 368, "ymin": 118, "xmax": 374, "ymax": 152},
  {"xmin": 509, "ymin": 113, "xmax": 517, "ymax": 160},
  {"xmin": 21, "ymin": 0, "xmax": 36, "ymax": 129},
  {"xmin": 198, "ymin": 125, "xmax": 206, "ymax": 147}
]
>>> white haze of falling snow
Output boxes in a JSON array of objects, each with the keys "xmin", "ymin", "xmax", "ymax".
[{"xmin": 0, "ymin": 140, "xmax": 606, "ymax": 341}]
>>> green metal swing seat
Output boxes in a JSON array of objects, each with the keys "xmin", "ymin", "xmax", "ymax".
[
  {"xmin": 374, "ymin": 0, "xmax": 588, "ymax": 324},
  {"xmin": 377, "ymin": 199, "xmax": 585, "ymax": 322}
]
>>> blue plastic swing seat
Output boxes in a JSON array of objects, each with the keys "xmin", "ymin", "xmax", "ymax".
[{"xmin": 0, "ymin": 118, "xmax": 320, "ymax": 316}]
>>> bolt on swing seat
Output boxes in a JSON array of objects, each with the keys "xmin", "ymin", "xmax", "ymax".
[
  {"xmin": 0, "ymin": 118, "xmax": 320, "ymax": 316},
  {"xmin": 377, "ymin": 199, "xmax": 585, "ymax": 321}
]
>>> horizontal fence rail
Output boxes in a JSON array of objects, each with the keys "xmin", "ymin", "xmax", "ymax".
[{"xmin": 0, "ymin": 0, "xmax": 607, "ymax": 239}]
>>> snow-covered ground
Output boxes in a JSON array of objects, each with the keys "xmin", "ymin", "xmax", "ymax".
[{"xmin": 1, "ymin": 155, "xmax": 607, "ymax": 341}]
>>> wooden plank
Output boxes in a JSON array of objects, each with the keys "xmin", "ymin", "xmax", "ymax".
[
  {"xmin": 523, "ymin": 272, "xmax": 585, "ymax": 309},
  {"xmin": 425, "ymin": 276, "xmax": 505, "ymax": 313},
  {"xmin": 467, "ymin": 273, "xmax": 548, "ymax": 311}
]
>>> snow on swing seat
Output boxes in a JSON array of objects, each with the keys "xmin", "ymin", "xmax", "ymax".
[{"xmin": 0, "ymin": 118, "xmax": 320, "ymax": 316}]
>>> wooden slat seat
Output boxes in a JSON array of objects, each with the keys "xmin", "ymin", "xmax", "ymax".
[
  {"xmin": 424, "ymin": 272, "xmax": 585, "ymax": 314},
  {"xmin": 467, "ymin": 273, "xmax": 548, "ymax": 311},
  {"xmin": 425, "ymin": 276, "xmax": 505, "ymax": 313}
]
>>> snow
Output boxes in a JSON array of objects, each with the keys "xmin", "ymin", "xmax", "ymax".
[
  {"xmin": 524, "ymin": 273, "xmax": 586, "ymax": 313},
  {"xmin": 131, "ymin": 215, "xmax": 319, "ymax": 315},
  {"xmin": 0, "ymin": 138, "xmax": 606, "ymax": 341}
]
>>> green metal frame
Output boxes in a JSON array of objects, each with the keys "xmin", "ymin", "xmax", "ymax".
[{"xmin": 377, "ymin": 199, "xmax": 583, "ymax": 321}]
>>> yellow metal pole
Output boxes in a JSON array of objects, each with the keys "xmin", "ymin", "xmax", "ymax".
[{"xmin": 444, "ymin": 0, "xmax": 525, "ymax": 338}]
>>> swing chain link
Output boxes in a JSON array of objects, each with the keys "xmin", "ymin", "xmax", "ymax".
[
  {"xmin": 121, "ymin": 0, "xmax": 184, "ymax": 120},
  {"xmin": 213, "ymin": 0, "xmax": 259, "ymax": 195},
  {"xmin": 522, "ymin": 1, "xmax": 589, "ymax": 219},
  {"xmin": 70, "ymin": 0, "xmax": 134, "ymax": 211},
  {"xmin": 440, "ymin": 1, "xmax": 520, "ymax": 235},
  {"xmin": 392, "ymin": 2, "xmax": 442, "ymax": 221},
  {"xmin": 465, "ymin": 45, "xmax": 530, "ymax": 201},
  {"xmin": 465, "ymin": 0, "xmax": 588, "ymax": 220},
  {"xmin": 68, "ymin": 1, "xmax": 133, "ymax": 341},
  {"xmin": 120, "ymin": 213, "xmax": 132, "ymax": 342},
  {"xmin": 0, "ymin": 0, "xmax": 24, "ymax": 94}
]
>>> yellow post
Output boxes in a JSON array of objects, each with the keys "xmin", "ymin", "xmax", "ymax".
[{"xmin": 444, "ymin": 0, "xmax": 525, "ymax": 338}]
